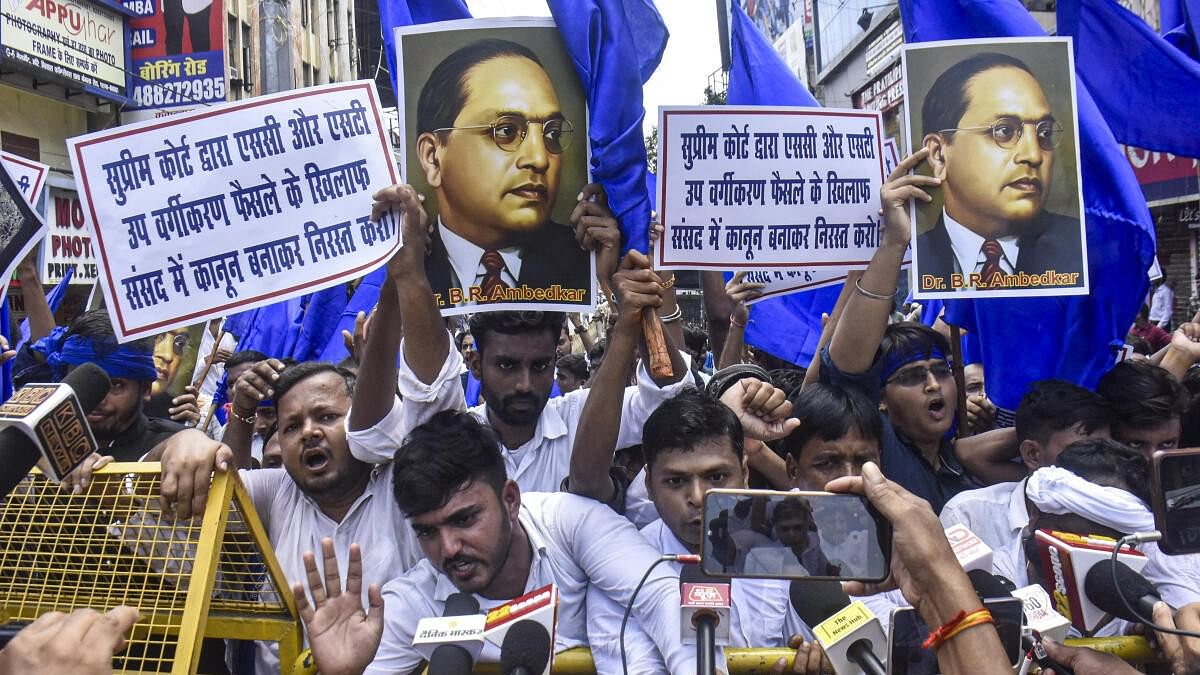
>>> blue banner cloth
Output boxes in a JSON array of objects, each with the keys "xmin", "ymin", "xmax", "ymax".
[
  {"xmin": 726, "ymin": 1, "xmax": 841, "ymax": 366},
  {"xmin": 547, "ymin": 0, "xmax": 668, "ymax": 254},
  {"xmin": 901, "ymin": 0, "xmax": 1157, "ymax": 410},
  {"xmin": 1058, "ymin": 0, "xmax": 1200, "ymax": 156}
]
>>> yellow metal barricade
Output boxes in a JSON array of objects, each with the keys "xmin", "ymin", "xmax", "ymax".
[{"xmin": 0, "ymin": 463, "xmax": 302, "ymax": 674}]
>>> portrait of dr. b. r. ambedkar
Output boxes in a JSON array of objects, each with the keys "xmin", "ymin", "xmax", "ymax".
[
  {"xmin": 412, "ymin": 38, "xmax": 591, "ymax": 307},
  {"xmin": 915, "ymin": 51, "xmax": 1085, "ymax": 293}
]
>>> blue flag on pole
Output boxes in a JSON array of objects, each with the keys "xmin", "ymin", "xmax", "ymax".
[
  {"xmin": 293, "ymin": 285, "xmax": 350, "ymax": 363},
  {"xmin": 318, "ymin": 267, "xmax": 388, "ymax": 363},
  {"xmin": 378, "ymin": 0, "xmax": 470, "ymax": 100},
  {"xmin": 900, "ymin": 0, "xmax": 1157, "ymax": 411},
  {"xmin": 1162, "ymin": 0, "xmax": 1200, "ymax": 57},
  {"xmin": 726, "ymin": 1, "xmax": 842, "ymax": 366},
  {"xmin": 16, "ymin": 265, "xmax": 73, "ymax": 351},
  {"xmin": 1057, "ymin": 0, "xmax": 1200, "ymax": 157},
  {"xmin": 547, "ymin": 0, "xmax": 668, "ymax": 254}
]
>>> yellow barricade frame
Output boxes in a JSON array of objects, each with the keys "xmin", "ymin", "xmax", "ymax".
[{"xmin": 0, "ymin": 463, "xmax": 303, "ymax": 674}]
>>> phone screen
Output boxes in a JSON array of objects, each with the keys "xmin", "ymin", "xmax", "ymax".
[
  {"xmin": 1153, "ymin": 449, "xmax": 1200, "ymax": 554},
  {"xmin": 701, "ymin": 489, "xmax": 891, "ymax": 582},
  {"xmin": 887, "ymin": 598, "xmax": 1023, "ymax": 675}
]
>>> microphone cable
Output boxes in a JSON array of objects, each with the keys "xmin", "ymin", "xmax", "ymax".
[
  {"xmin": 619, "ymin": 553, "xmax": 700, "ymax": 675},
  {"xmin": 1109, "ymin": 533, "xmax": 1200, "ymax": 638}
]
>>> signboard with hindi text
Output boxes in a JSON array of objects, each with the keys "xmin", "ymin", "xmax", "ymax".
[
  {"xmin": 0, "ymin": 0, "xmax": 129, "ymax": 99},
  {"xmin": 0, "ymin": 152, "xmax": 49, "ymax": 210},
  {"xmin": 123, "ymin": 0, "xmax": 225, "ymax": 120},
  {"xmin": 656, "ymin": 106, "xmax": 886, "ymax": 278},
  {"xmin": 67, "ymin": 80, "xmax": 401, "ymax": 341}
]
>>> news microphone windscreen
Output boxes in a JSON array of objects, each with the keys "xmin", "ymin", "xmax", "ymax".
[
  {"xmin": 62, "ymin": 363, "xmax": 112, "ymax": 413},
  {"xmin": 791, "ymin": 579, "xmax": 852, "ymax": 628},
  {"xmin": 968, "ymin": 569, "xmax": 1014, "ymax": 599},
  {"xmin": 444, "ymin": 592, "xmax": 480, "ymax": 617},
  {"xmin": 1083, "ymin": 559, "xmax": 1157, "ymax": 622},
  {"xmin": 427, "ymin": 645, "xmax": 473, "ymax": 674},
  {"xmin": 679, "ymin": 564, "xmax": 717, "ymax": 584},
  {"xmin": 500, "ymin": 620, "xmax": 551, "ymax": 674}
]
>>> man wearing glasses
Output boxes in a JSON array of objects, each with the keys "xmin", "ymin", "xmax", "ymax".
[
  {"xmin": 413, "ymin": 38, "xmax": 591, "ymax": 308},
  {"xmin": 916, "ymin": 52, "xmax": 1084, "ymax": 293}
]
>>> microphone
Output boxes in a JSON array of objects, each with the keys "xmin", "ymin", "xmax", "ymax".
[
  {"xmin": 680, "ymin": 565, "xmax": 730, "ymax": 675},
  {"xmin": 499, "ymin": 620, "xmax": 552, "ymax": 675},
  {"xmin": 792, "ymin": 580, "xmax": 887, "ymax": 675},
  {"xmin": 945, "ymin": 524, "xmax": 994, "ymax": 573},
  {"xmin": 1011, "ymin": 583, "xmax": 1071, "ymax": 643},
  {"xmin": 1029, "ymin": 529, "xmax": 1149, "ymax": 633},
  {"xmin": 1084, "ymin": 559, "xmax": 1169, "ymax": 623},
  {"xmin": 0, "ymin": 363, "xmax": 110, "ymax": 496},
  {"xmin": 414, "ymin": 592, "xmax": 485, "ymax": 673},
  {"xmin": 484, "ymin": 583, "xmax": 558, "ymax": 658},
  {"xmin": 967, "ymin": 569, "xmax": 1015, "ymax": 600}
]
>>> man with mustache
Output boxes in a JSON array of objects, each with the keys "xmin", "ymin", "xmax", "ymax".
[
  {"xmin": 916, "ymin": 52, "xmax": 1084, "ymax": 293},
  {"xmin": 415, "ymin": 38, "xmax": 590, "ymax": 309}
]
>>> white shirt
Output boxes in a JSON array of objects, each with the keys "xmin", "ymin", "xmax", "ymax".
[
  {"xmin": 346, "ymin": 334, "xmax": 689, "ymax": 493},
  {"xmin": 944, "ymin": 209, "xmax": 1019, "ymax": 280},
  {"xmin": 440, "ymin": 221, "xmax": 522, "ymax": 291},
  {"xmin": 367, "ymin": 492, "xmax": 695, "ymax": 674},
  {"xmin": 587, "ymin": 518, "xmax": 804, "ymax": 675},
  {"xmin": 940, "ymin": 479, "xmax": 1200, "ymax": 632},
  {"xmin": 1150, "ymin": 283, "xmax": 1175, "ymax": 326},
  {"xmin": 239, "ymin": 466, "xmax": 422, "ymax": 674}
]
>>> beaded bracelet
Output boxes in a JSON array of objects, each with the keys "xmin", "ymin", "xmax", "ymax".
[{"xmin": 228, "ymin": 408, "xmax": 258, "ymax": 425}]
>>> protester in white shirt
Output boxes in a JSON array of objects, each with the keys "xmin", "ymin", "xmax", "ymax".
[
  {"xmin": 1151, "ymin": 279, "xmax": 1176, "ymax": 328},
  {"xmin": 152, "ymin": 362, "xmax": 422, "ymax": 673},
  {"xmin": 940, "ymin": 439, "xmax": 1200, "ymax": 633},
  {"xmin": 292, "ymin": 409, "xmax": 697, "ymax": 674},
  {"xmin": 346, "ymin": 185, "xmax": 690, "ymax": 499},
  {"xmin": 582, "ymin": 388, "xmax": 814, "ymax": 674}
]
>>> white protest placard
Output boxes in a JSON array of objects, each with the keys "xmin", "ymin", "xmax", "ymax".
[
  {"xmin": 68, "ymin": 80, "xmax": 402, "ymax": 341},
  {"xmin": 0, "ymin": 151, "xmax": 49, "ymax": 209},
  {"xmin": 0, "ymin": 160, "xmax": 49, "ymax": 293},
  {"xmin": 743, "ymin": 267, "xmax": 847, "ymax": 304},
  {"xmin": 656, "ymin": 106, "xmax": 886, "ymax": 274},
  {"xmin": 883, "ymin": 138, "xmax": 900, "ymax": 177}
]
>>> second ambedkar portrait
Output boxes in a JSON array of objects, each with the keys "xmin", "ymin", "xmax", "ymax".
[
  {"xmin": 396, "ymin": 18, "xmax": 594, "ymax": 316},
  {"xmin": 903, "ymin": 38, "xmax": 1088, "ymax": 299}
]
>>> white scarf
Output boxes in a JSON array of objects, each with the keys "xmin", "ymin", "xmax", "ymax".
[{"xmin": 1025, "ymin": 466, "xmax": 1156, "ymax": 534}]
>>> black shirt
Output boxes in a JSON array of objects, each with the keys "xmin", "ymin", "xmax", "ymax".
[{"xmin": 102, "ymin": 414, "xmax": 187, "ymax": 462}]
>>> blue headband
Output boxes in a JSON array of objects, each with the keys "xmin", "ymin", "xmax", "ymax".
[
  {"xmin": 35, "ymin": 326, "xmax": 159, "ymax": 382},
  {"xmin": 879, "ymin": 344, "xmax": 948, "ymax": 386}
]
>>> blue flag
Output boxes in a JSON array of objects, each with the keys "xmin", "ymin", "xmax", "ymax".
[
  {"xmin": 547, "ymin": 0, "xmax": 668, "ymax": 254},
  {"xmin": 16, "ymin": 266, "xmax": 73, "ymax": 351},
  {"xmin": 292, "ymin": 284, "xmax": 350, "ymax": 363},
  {"xmin": 1057, "ymin": 0, "xmax": 1200, "ymax": 157},
  {"xmin": 1162, "ymin": 0, "xmax": 1200, "ymax": 56},
  {"xmin": 726, "ymin": 1, "xmax": 842, "ymax": 366},
  {"xmin": 901, "ymin": 0, "xmax": 1157, "ymax": 410},
  {"xmin": 318, "ymin": 267, "xmax": 387, "ymax": 363},
  {"xmin": 378, "ymin": 0, "xmax": 470, "ymax": 100}
]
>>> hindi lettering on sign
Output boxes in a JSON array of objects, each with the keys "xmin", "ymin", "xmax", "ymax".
[
  {"xmin": 670, "ymin": 220, "xmax": 705, "ymax": 251},
  {"xmin": 69, "ymin": 81, "xmax": 427, "ymax": 339},
  {"xmin": 767, "ymin": 223, "xmax": 811, "ymax": 251},
  {"xmin": 680, "ymin": 124, "xmax": 719, "ymax": 170},
  {"xmin": 847, "ymin": 127, "xmax": 876, "ymax": 159},
  {"xmin": 808, "ymin": 171, "xmax": 823, "ymax": 204},
  {"xmin": 233, "ymin": 115, "xmax": 286, "ymax": 162},
  {"xmin": 753, "ymin": 132, "xmax": 779, "ymax": 160},
  {"xmin": 707, "ymin": 217, "xmax": 723, "ymax": 250},
  {"xmin": 323, "ymin": 100, "xmax": 371, "ymax": 141},
  {"xmin": 190, "ymin": 250, "xmax": 245, "ymax": 298},
  {"xmin": 183, "ymin": 57, "xmax": 208, "ymax": 77},
  {"xmin": 782, "ymin": 125, "xmax": 819, "ymax": 160},
  {"xmin": 684, "ymin": 180, "xmax": 704, "ymax": 206},
  {"xmin": 196, "ymin": 135, "xmax": 234, "ymax": 172},
  {"xmin": 813, "ymin": 217, "xmax": 850, "ymax": 250},
  {"xmin": 102, "ymin": 149, "xmax": 155, "ymax": 206},
  {"xmin": 723, "ymin": 124, "xmax": 750, "ymax": 160},
  {"xmin": 121, "ymin": 266, "xmax": 168, "ymax": 310},
  {"xmin": 770, "ymin": 171, "xmax": 806, "ymax": 206},
  {"xmin": 229, "ymin": 174, "xmax": 283, "ymax": 222},
  {"xmin": 821, "ymin": 125, "xmax": 845, "ymax": 159},
  {"xmin": 303, "ymin": 219, "xmax": 358, "ymax": 263},
  {"xmin": 288, "ymin": 109, "xmax": 324, "ymax": 150},
  {"xmin": 852, "ymin": 216, "xmax": 881, "ymax": 249},
  {"xmin": 244, "ymin": 235, "xmax": 306, "ymax": 277},
  {"xmin": 725, "ymin": 224, "xmax": 764, "ymax": 261},
  {"xmin": 826, "ymin": 172, "xmax": 873, "ymax": 205}
]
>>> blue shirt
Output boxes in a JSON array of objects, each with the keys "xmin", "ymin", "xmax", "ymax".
[{"xmin": 818, "ymin": 347, "xmax": 979, "ymax": 513}]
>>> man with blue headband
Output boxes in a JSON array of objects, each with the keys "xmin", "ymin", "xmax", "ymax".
[{"xmin": 18, "ymin": 310, "xmax": 186, "ymax": 461}]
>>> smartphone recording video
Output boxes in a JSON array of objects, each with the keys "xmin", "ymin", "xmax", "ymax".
[
  {"xmin": 701, "ymin": 489, "xmax": 891, "ymax": 582},
  {"xmin": 1151, "ymin": 448, "xmax": 1200, "ymax": 555}
]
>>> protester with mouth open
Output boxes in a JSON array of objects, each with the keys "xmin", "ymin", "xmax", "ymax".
[
  {"xmin": 149, "ymin": 361, "xmax": 422, "ymax": 674},
  {"xmin": 815, "ymin": 149, "xmax": 1011, "ymax": 512}
]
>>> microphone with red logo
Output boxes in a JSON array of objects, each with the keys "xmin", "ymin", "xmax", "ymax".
[
  {"xmin": 0, "ymin": 363, "xmax": 110, "ymax": 498},
  {"xmin": 679, "ymin": 565, "xmax": 730, "ymax": 675},
  {"xmin": 413, "ymin": 592, "xmax": 485, "ymax": 674}
]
